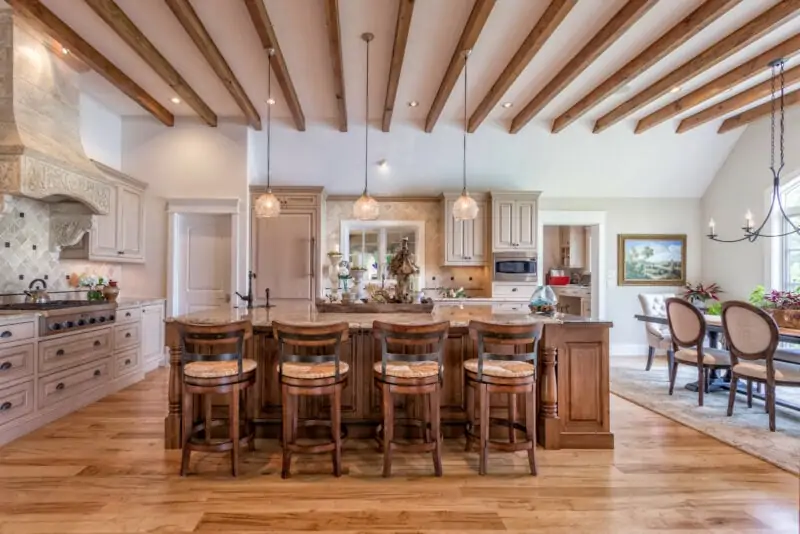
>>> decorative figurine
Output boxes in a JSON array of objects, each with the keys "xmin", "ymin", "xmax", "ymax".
[{"xmin": 388, "ymin": 237, "xmax": 420, "ymax": 303}]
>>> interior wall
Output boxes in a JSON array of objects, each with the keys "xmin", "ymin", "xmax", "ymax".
[
  {"xmin": 539, "ymin": 197, "xmax": 703, "ymax": 355},
  {"xmin": 120, "ymin": 117, "xmax": 249, "ymax": 299},
  {"xmin": 701, "ymin": 106, "xmax": 800, "ymax": 299},
  {"xmin": 80, "ymin": 93, "xmax": 122, "ymax": 169}
]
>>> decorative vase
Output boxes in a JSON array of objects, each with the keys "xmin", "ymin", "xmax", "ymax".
[
  {"xmin": 103, "ymin": 280, "xmax": 120, "ymax": 302},
  {"xmin": 327, "ymin": 252, "xmax": 343, "ymax": 296},
  {"xmin": 769, "ymin": 309, "xmax": 800, "ymax": 329},
  {"xmin": 529, "ymin": 285, "xmax": 558, "ymax": 314},
  {"xmin": 350, "ymin": 268, "xmax": 366, "ymax": 301}
]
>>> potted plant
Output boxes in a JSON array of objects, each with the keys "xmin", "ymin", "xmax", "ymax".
[
  {"xmin": 761, "ymin": 287, "xmax": 800, "ymax": 329},
  {"xmin": 681, "ymin": 282, "xmax": 722, "ymax": 310}
]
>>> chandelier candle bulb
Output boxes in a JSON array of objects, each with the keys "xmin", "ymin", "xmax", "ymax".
[
  {"xmin": 709, "ymin": 218, "xmax": 716, "ymax": 236},
  {"xmin": 745, "ymin": 210, "xmax": 754, "ymax": 230}
]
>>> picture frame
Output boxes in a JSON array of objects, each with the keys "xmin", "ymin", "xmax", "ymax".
[{"xmin": 617, "ymin": 234, "xmax": 687, "ymax": 286}]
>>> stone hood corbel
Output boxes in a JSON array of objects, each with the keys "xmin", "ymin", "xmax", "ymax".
[{"xmin": 0, "ymin": 8, "xmax": 113, "ymax": 249}]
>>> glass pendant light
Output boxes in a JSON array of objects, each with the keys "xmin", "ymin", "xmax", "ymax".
[
  {"xmin": 453, "ymin": 49, "xmax": 479, "ymax": 222},
  {"xmin": 353, "ymin": 32, "xmax": 379, "ymax": 221},
  {"xmin": 255, "ymin": 48, "xmax": 281, "ymax": 219}
]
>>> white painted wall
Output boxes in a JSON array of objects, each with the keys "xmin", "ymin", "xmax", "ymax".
[
  {"xmin": 79, "ymin": 93, "xmax": 122, "ymax": 168},
  {"xmin": 120, "ymin": 117, "xmax": 249, "ymax": 300},
  {"xmin": 702, "ymin": 106, "xmax": 800, "ymax": 300},
  {"xmin": 539, "ymin": 198, "xmax": 703, "ymax": 355}
]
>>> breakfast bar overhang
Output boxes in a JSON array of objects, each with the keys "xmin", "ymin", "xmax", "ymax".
[{"xmin": 163, "ymin": 304, "xmax": 614, "ymax": 450}]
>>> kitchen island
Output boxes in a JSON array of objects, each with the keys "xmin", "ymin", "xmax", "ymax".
[{"xmin": 164, "ymin": 303, "xmax": 613, "ymax": 450}]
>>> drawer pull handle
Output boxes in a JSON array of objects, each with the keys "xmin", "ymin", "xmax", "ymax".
[
  {"xmin": 56, "ymin": 382, "xmax": 65, "ymax": 391},
  {"xmin": 0, "ymin": 401, "xmax": 11, "ymax": 411},
  {"xmin": 125, "ymin": 333, "xmax": 131, "ymax": 338},
  {"xmin": 125, "ymin": 312, "xmax": 131, "ymax": 318},
  {"xmin": 124, "ymin": 359, "xmax": 131, "ymax": 365},
  {"xmin": 0, "ymin": 331, "xmax": 11, "ymax": 338},
  {"xmin": 93, "ymin": 369, "xmax": 102, "ymax": 377},
  {"xmin": 512, "ymin": 287, "xmax": 518, "ymax": 292},
  {"xmin": 0, "ymin": 362, "xmax": 11, "ymax": 371},
  {"xmin": 93, "ymin": 340, "xmax": 101, "ymax": 347},
  {"xmin": 56, "ymin": 349, "xmax": 65, "ymax": 356}
]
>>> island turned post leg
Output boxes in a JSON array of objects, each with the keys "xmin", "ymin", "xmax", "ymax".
[
  {"xmin": 539, "ymin": 345, "xmax": 560, "ymax": 449},
  {"xmin": 165, "ymin": 327, "xmax": 183, "ymax": 449}
]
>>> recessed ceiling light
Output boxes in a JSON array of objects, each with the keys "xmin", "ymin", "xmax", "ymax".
[
  {"xmin": 61, "ymin": 47, "xmax": 69, "ymax": 55},
  {"xmin": 377, "ymin": 159, "xmax": 389, "ymax": 170},
  {"xmin": 407, "ymin": 101, "xmax": 419, "ymax": 107},
  {"xmin": 670, "ymin": 86, "xmax": 682, "ymax": 94},
  {"xmin": 266, "ymin": 98, "xmax": 276, "ymax": 105},
  {"xmin": 501, "ymin": 102, "xmax": 513, "ymax": 108},
  {"xmin": 170, "ymin": 97, "xmax": 181, "ymax": 104}
]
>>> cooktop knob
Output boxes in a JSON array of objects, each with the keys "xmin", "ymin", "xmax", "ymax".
[
  {"xmin": 109, "ymin": 314, "xmax": 115, "ymax": 321},
  {"xmin": 77, "ymin": 319, "xmax": 86, "ymax": 326},
  {"xmin": 89, "ymin": 318, "xmax": 96, "ymax": 324},
  {"xmin": 51, "ymin": 323, "xmax": 61, "ymax": 330},
  {"xmin": 98, "ymin": 316, "xmax": 106, "ymax": 323},
  {"xmin": 64, "ymin": 321, "xmax": 74, "ymax": 328}
]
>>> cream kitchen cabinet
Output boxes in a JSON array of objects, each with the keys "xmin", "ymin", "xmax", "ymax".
[
  {"xmin": 559, "ymin": 226, "xmax": 586, "ymax": 269},
  {"xmin": 141, "ymin": 303, "xmax": 165, "ymax": 370},
  {"xmin": 442, "ymin": 193, "xmax": 488, "ymax": 266},
  {"xmin": 491, "ymin": 192, "xmax": 540, "ymax": 252},
  {"xmin": 61, "ymin": 161, "xmax": 146, "ymax": 263}
]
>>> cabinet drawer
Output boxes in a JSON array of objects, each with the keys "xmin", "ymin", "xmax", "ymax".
[
  {"xmin": 114, "ymin": 348, "xmax": 139, "ymax": 378},
  {"xmin": 114, "ymin": 323, "xmax": 140, "ymax": 351},
  {"xmin": 0, "ymin": 321, "xmax": 35, "ymax": 345},
  {"xmin": 116, "ymin": 307, "xmax": 141, "ymax": 324},
  {"xmin": 492, "ymin": 284, "xmax": 537, "ymax": 299},
  {"xmin": 0, "ymin": 380, "xmax": 34, "ymax": 427},
  {"xmin": 39, "ymin": 329, "xmax": 112, "ymax": 375},
  {"xmin": 0, "ymin": 343, "xmax": 34, "ymax": 386},
  {"xmin": 38, "ymin": 358, "xmax": 112, "ymax": 409}
]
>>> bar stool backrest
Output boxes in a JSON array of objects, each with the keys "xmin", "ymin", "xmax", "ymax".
[
  {"xmin": 721, "ymin": 301, "xmax": 779, "ymax": 368},
  {"xmin": 176, "ymin": 319, "xmax": 251, "ymax": 379},
  {"xmin": 665, "ymin": 298, "xmax": 705, "ymax": 350},
  {"xmin": 372, "ymin": 321, "xmax": 450, "ymax": 381},
  {"xmin": 272, "ymin": 321, "xmax": 350, "ymax": 380},
  {"xmin": 468, "ymin": 321, "xmax": 543, "ymax": 381}
]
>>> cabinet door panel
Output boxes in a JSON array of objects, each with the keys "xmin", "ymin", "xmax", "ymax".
[
  {"xmin": 516, "ymin": 200, "xmax": 537, "ymax": 249},
  {"xmin": 447, "ymin": 214, "xmax": 467, "ymax": 263},
  {"xmin": 119, "ymin": 187, "xmax": 143, "ymax": 257},
  {"xmin": 493, "ymin": 200, "xmax": 515, "ymax": 251},
  {"xmin": 470, "ymin": 201, "xmax": 487, "ymax": 262},
  {"xmin": 92, "ymin": 185, "xmax": 119, "ymax": 257},
  {"xmin": 141, "ymin": 304, "xmax": 165, "ymax": 363},
  {"xmin": 253, "ymin": 211, "xmax": 315, "ymax": 301}
]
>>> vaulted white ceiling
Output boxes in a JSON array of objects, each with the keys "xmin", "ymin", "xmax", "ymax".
[{"xmin": 29, "ymin": 0, "xmax": 800, "ymax": 197}]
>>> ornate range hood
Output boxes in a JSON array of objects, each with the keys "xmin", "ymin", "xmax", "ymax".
[{"xmin": 0, "ymin": 8, "xmax": 113, "ymax": 249}]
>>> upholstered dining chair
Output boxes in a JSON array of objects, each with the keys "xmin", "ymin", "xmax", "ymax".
[
  {"xmin": 638, "ymin": 293, "xmax": 675, "ymax": 373},
  {"xmin": 665, "ymin": 298, "xmax": 731, "ymax": 406},
  {"xmin": 721, "ymin": 301, "xmax": 800, "ymax": 432}
]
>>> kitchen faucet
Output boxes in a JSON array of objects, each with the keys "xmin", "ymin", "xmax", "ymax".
[{"xmin": 235, "ymin": 271, "xmax": 256, "ymax": 309}]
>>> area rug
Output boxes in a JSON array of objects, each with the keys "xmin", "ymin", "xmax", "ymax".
[{"xmin": 610, "ymin": 356, "xmax": 800, "ymax": 475}]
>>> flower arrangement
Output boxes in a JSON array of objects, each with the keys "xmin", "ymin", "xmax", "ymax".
[
  {"xmin": 79, "ymin": 274, "xmax": 106, "ymax": 301},
  {"xmin": 763, "ymin": 288, "xmax": 800, "ymax": 310},
  {"xmin": 682, "ymin": 282, "xmax": 722, "ymax": 304}
]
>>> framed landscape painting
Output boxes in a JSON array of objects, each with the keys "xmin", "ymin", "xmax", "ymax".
[{"xmin": 617, "ymin": 234, "xmax": 687, "ymax": 286}]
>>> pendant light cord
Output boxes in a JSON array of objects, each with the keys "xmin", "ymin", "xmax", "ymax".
[
  {"xmin": 364, "ymin": 37, "xmax": 370, "ymax": 196},
  {"xmin": 267, "ymin": 49, "xmax": 273, "ymax": 191},
  {"xmin": 462, "ymin": 50, "xmax": 468, "ymax": 195}
]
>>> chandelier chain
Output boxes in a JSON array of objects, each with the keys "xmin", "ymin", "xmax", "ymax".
[
  {"xmin": 364, "ymin": 36, "xmax": 370, "ymax": 195},
  {"xmin": 463, "ymin": 50, "xmax": 468, "ymax": 194},
  {"xmin": 267, "ymin": 49, "xmax": 272, "ymax": 190}
]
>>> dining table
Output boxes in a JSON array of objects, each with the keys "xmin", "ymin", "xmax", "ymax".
[{"xmin": 634, "ymin": 313, "xmax": 800, "ymax": 412}]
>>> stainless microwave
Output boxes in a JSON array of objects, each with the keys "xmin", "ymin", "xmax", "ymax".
[{"xmin": 493, "ymin": 252, "xmax": 538, "ymax": 282}]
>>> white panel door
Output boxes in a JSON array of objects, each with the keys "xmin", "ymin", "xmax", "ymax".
[{"xmin": 177, "ymin": 214, "xmax": 231, "ymax": 315}]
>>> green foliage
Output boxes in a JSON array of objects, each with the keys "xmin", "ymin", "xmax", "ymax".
[
  {"xmin": 748, "ymin": 285, "xmax": 769, "ymax": 308},
  {"xmin": 705, "ymin": 301, "xmax": 722, "ymax": 316}
]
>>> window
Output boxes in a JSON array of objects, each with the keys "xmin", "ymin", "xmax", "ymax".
[
  {"xmin": 782, "ymin": 179, "xmax": 800, "ymax": 290},
  {"xmin": 340, "ymin": 220, "xmax": 425, "ymax": 285}
]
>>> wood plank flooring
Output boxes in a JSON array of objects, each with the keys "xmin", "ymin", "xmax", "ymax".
[{"xmin": 0, "ymin": 368, "xmax": 797, "ymax": 533}]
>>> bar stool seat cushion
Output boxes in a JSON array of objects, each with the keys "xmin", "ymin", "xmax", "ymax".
[
  {"xmin": 733, "ymin": 361, "xmax": 800, "ymax": 383},
  {"xmin": 675, "ymin": 348, "xmax": 730, "ymax": 366},
  {"xmin": 184, "ymin": 359, "xmax": 257, "ymax": 379},
  {"xmin": 373, "ymin": 361, "xmax": 440, "ymax": 378},
  {"xmin": 278, "ymin": 361, "xmax": 349, "ymax": 380},
  {"xmin": 464, "ymin": 359, "xmax": 534, "ymax": 378}
]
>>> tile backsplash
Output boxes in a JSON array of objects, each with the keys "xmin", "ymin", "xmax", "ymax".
[
  {"xmin": 325, "ymin": 199, "xmax": 490, "ymax": 296},
  {"xmin": 0, "ymin": 197, "xmax": 121, "ymax": 296}
]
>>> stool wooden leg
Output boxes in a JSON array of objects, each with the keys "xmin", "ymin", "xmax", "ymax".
[
  {"xmin": 479, "ymin": 383, "xmax": 489, "ymax": 476},
  {"xmin": 180, "ymin": 386, "xmax": 193, "ymax": 476},
  {"xmin": 204, "ymin": 394, "xmax": 212, "ymax": 444},
  {"xmin": 746, "ymin": 380, "xmax": 753, "ymax": 408},
  {"xmin": 382, "ymin": 384, "xmax": 394, "ymax": 478},
  {"xmin": 281, "ymin": 384, "xmax": 292, "ymax": 479},
  {"xmin": 246, "ymin": 385, "xmax": 256, "ymax": 452},
  {"xmin": 423, "ymin": 391, "xmax": 431, "ymax": 444},
  {"xmin": 229, "ymin": 384, "xmax": 240, "ymax": 477},
  {"xmin": 464, "ymin": 381, "xmax": 473, "ymax": 452},
  {"xmin": 508, "ymin": 393, "xmax": 517, "ymax": 444},
  {"xmin": 430, "ymin": 386, "xmax": 442, "ymax": 477},
  {"xmin": 332, "ymin": 385, "xmax": 342, "ymax": 477},
  {"xmin": 525, "ymin": 386, "xmax": 537, "ymax": 476}
]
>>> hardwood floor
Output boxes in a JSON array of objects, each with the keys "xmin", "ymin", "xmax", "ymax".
[{"xmin": 0, "ymin": 368, "xmax": 797, "ymax": 533}]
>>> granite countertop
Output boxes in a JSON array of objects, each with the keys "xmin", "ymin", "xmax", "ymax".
[
  {"xmin": 167, "ymin": 302, "xmax": 613, "ymax": 329},
  {"xmin": 116, "ymin": 297, "xmax": 166, "ymax": 307}
]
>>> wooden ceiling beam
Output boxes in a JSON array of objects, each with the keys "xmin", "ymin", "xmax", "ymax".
[
  {"xmin": 166, "ymin": 0, "xmax": 260, "ymax": 130},
  {"xmin": 636, "ymin": 33, "xmax": 800, "ymax": 133},
  {"xmin": 678, "ymin": 64, "xmax": 800, "ymax": 133},
  {"xmin": 552, "ymin": 0, "xmax": 740, "ymax": 133},
  {"xmin": 718, "ymin": 86, "xmax": 800, "ymax": 133},
  {"xmin": 510, "ymin": 0, "xmax": 655, "ymax": 134},
  {"xmin": 382, "ymin": 0, "xmax": 415, "ymax": 132},
  {"xmin": 323, "ymin": 0, "xmax": 347, "ymax": 132},
  {"xmin": 593, "ymin": 0, "xmax": 800, "ymax": 133},
  {"xmin": 468, "ymin": 0, "xmax": 575, "ymax": 133},
  {"xmin": 85, "ymin": 0, "xmax": 216, "ymax": 127},
  {"xmin": 243, "ymin": 0, "xmax": 305, "ymax": 131},
  {"xmin": 8, "ymin": 0, "xmax": 174, "ymax": 126},
  {"xmin": 424, "ymin": 0, "xmax": 496, "ymax": 133}
]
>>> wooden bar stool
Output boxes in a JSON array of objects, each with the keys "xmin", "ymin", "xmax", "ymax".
[
  {"xmin": 273, "ymin": 321, "xmax": 349, "ymax": 479},
  {"xmin": 464, "ymin": 320, "xmax": 543, "ymax": 476},
  {"xmin": 178, "ymin": 320, "xmax": 256, "ymax": 477},
  {"xmin": 373, "ymin": 320, "xmax": 450, "ymax": 478}
]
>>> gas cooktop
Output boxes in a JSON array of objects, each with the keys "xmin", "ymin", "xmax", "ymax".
[
  {"xmin": 0, "ymin": 300, "xmax": 108, "ymax": 311},
  {"xmin": 0, "ymin": 300, "xmax": 118, "ymax": 335}
]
